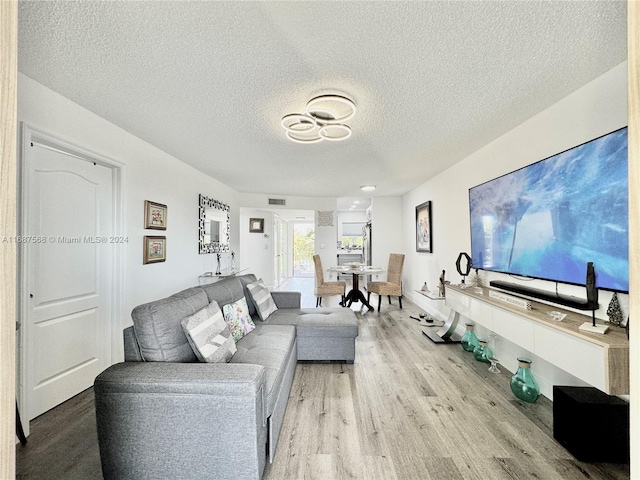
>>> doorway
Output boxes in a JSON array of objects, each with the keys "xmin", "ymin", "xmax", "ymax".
[
  {"xmin": 293, "ymin": 222, "xmax": 315, "ymax": 278},
  {"xmin": 273, "ymin": 215, "xmax": 287, "ymax": 287},
  {"xmin": 19, "ymin": 126, "xmax": 123, "ymax": 430}
]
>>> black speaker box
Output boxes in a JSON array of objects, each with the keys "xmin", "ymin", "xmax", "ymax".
[{"xmin": 553, "ymin": 386, "xmax": 629, "ymax": 463}]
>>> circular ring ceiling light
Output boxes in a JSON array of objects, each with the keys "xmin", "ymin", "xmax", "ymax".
[
  {"xmin": 306, "ymin": 95, "xmax": 356, "ymax": 124},
  {"xmin": 306, "ymin": 108, "xmax": 336, "ymax": 125},
  {"xmin": 281, "ymin": 94, "xmax": 355, "ymax": 143},
  {"xmin": 281, "ymin": 113, "xmax": 317, "ymax": 133},
  {"xmin": 319, "ymin": 124, "xmax": 352, "ymax": 141},
  {"xmin": 286, "ymin": 131, "xmax": 324, "ymax": 144}
]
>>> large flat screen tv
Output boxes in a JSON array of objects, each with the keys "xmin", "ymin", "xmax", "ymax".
[{"xmin": 469, "ymin": 127, "xmax": 628, "ymax": 293}]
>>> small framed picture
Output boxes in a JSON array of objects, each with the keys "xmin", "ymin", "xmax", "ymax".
[
  {"xmin": 249, "ymin": 218, "xmax": 264, "ymax": 233},
  {"xmin": 416, "ymin": 201, "xmax": 432, "ymax": 253},
  {"xmin": 144, "ymin": 200, "xmax": 167, "ymax": 230},
  {"xmin": 143, "ymin": 236, "xmax": 166, "ymax": 264}
]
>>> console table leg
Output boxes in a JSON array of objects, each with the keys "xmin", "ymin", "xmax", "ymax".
[{"xmin": 422, "ymin": 310, "xmax": 462, "ymax": 344}]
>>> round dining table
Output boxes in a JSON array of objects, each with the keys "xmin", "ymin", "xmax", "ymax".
[{"xmin": 328, "ymin": 265, "xmax": 385, "ymax": 311}]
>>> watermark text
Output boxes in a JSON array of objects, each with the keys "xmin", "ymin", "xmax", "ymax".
[{"xmin": 2, "ymin": 236, "xmax": 129, "ymax": 244}]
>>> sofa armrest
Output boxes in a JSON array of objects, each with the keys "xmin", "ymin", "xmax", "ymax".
[
  {"xmin": 123, "ymin": 326, "xmax": 143, "ymax": 362},
  {"xmin": 95, "ymin": 361, "xmax": 265, "ymax": 397},
  {"xmin": 94, "ymin": 362, "xmax": 268, "ymax": 479},
  {"xmin": 271, "ymin": 290, "xmax": 301, "ymax": 309}
]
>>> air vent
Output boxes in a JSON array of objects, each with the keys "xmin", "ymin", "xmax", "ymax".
[{"xmin": 268, "ymin": 198, "xmax": 286, "ymax": 206}]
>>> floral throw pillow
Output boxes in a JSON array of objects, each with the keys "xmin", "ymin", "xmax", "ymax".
[{"xmin": 222, "ymin": 297, "xmax": 256, "ymax": 342}]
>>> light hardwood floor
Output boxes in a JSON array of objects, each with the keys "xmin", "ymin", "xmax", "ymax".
[
  {"xmin": 263, "ymin": 296, "xmax": 629, "ymax": 480},
  {"xmin": 16, "ymin": 278, "xmax": 629, "ymax": 479}
]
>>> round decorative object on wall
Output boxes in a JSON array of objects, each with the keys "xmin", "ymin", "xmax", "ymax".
[{"xmin": 317, "ymin": 210, "xmax": 334, "ymax": 227}]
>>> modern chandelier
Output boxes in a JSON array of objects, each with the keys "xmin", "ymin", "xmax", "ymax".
[{"xmin": 281, "ymin": 94, "xmax": 356, "ymax": 143}]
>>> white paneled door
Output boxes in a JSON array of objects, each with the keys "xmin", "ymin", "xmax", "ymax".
[{"xmin": 23, "ymin": 136, "xmax": 114, "ymax": 420}]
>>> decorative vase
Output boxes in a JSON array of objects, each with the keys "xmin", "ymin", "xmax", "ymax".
[
  {"xmin": 473, "ymin": 339, "xmax": 491, "ymax": 363},
  {"xmin": 461, "ymin": 323, "xmax": 479, "ymax": 352},
  {"xmin": 510, "ymin": 357, "xmax": 540, "ymax": 403}
]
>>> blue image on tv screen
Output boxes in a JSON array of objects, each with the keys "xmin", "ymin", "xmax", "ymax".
[{"xmin": 469, "ymin": 127, "xmax": 628, "ymax": 292}]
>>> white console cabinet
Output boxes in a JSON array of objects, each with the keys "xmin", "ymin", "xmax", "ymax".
[{"xmin": 445, "ymin": 285, "xmax": 629, "ymax": 395}]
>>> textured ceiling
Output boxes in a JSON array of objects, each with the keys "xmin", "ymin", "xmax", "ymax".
[{"xmin": 18, "ymin": 1, "xmax": 627, "ymax": 200}]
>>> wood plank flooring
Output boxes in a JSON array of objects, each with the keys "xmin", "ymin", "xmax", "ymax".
[
  {"xmin": 16, "ymin": 385, "xmax": 101, "ymax": 479},
  {"xmin": 16, "ymin": 280, "xmax": 630, "ymax": 479}
]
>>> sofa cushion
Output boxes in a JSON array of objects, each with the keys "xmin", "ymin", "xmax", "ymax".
[
  {"xmin": 222, "ymin": 297, "xmax": 256, "ymax": 342},
  {"xmin": 131, "ymin": 288, "xmax": 209, "ymax": 362},
  {"xmin": 201, "ymin": 277, "xmax": 247, "ymax": 311},
  {"xmin": 231, "ymin": 324, "xmax": 296, "ymax": 415},
  {"xmin": 181, "ymin": 301, "xmax": 236, "ymax": 363},
  {"xmin": 246, "ymin": 278, "xmax": 278, "ymax": 321},
  {"xmin": 237, "ymin": 274, "xmax": 259, "ymax": 318},
  {"xmin": 267, "ymin": 308, "xmax": 359, "ymax": 338}
]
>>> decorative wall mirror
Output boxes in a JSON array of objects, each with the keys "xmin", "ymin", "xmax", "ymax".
[{"xmin": 199, "ymin": 194, "xmax": 231, "ymax": 254}]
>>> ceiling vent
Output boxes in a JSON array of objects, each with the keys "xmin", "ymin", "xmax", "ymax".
[{"xmin": 268, "ymin": 198, "xmax": 286, "ymax": 206}]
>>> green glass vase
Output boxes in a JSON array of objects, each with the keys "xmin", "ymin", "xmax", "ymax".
[
  {"xmin": 461, "ymin": 323, "xmax": 479, "ymax": 352},
  {"xmin": 473, "ymin": 339, "xmax": 491, "ymax": 363},
  {"xmin": 510, "ymin": 357, "xmax": 540, "ymax": 403}
]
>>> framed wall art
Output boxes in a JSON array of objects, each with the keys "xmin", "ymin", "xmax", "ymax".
[
  {"xmin": 144, "ymin": 200, "xmax": 167, "ymax": 230},
  {"xmin": 249, "ymin": 218, "xmax": 264, "ymax": 233},
  {"xmin": 416, "ymin": 201, "xmax": 432, "ymax": 253},
  {"xmin": 143, "ymin": 236, "xmax": 166, "ymax": 264}
]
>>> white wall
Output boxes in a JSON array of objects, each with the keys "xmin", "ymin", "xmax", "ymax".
[
  {"xmin": 402, "ymin": 62, "xmax": 628, "ymax": 398},
  {"xmin": 314, "ymin": 210, "xmax": 339, "ymax": 281},
  {"xmin": 18, "ymin": 74, "xmax": 240, "ymax": 362},
  {"xmin": 404, "ymin": 61, "xmax": 628, "ymax": 318},
  {"xmin": 238, "ymin": 193, "xmax": 339, "ymax": 283},
  {"xmin": 239, "ymin": 208, "xmax": 274, "ymax": 286},
  {"xmin": 238, "ymin": 192, "xmax": 337, "ymax": 212},
  {"xmin": 371, "ymin": 197, "xmax": 403, "ymax": 281}
]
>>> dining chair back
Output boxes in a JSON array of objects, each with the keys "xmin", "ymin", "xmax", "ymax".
[
  {"xmin": 366, "ymin": 253, "xmax": 405, "ymax": 312},
  {"xmin": 313, "ymin": 254, "xmax": 346, "ymax": 307}
]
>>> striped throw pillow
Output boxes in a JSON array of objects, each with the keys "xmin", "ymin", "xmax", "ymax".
[
  {"xmin": 246, "ymin": 278, "xmax": 278, "ymax": 321},
  {"xmin": 181, "ymin": 301, "xmax": 236, "ymax": 363}
]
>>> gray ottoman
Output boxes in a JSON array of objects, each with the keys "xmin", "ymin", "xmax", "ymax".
[{"xmin": 266, "ymin": 308, "xmax": 358, "ymax": 362}]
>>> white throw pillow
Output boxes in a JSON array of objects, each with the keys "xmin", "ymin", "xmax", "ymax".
[
  {"xmin": 181, "ymin": 301, "xmax": 236, "ymax": 363},
  {"xmin": 246, "ymin": 278, "xmax": 278, "ymax": 321}
]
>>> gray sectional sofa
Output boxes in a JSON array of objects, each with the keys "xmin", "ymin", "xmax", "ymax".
[{"xmin": 94, "ymin": 274, "xmax": 358, "ymax": 480}]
